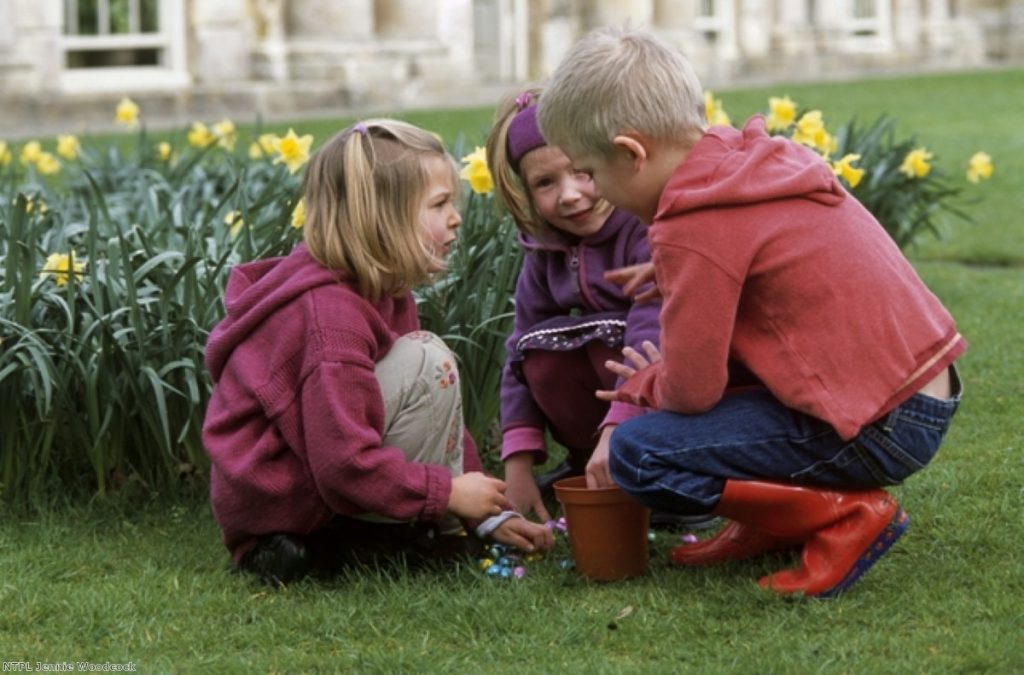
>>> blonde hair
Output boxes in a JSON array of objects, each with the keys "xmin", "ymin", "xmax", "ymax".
[
  {"xmin": 538, "ymin": 26, "xmax": 707, "ymax": 159},
  {"xmin": 485, "ymin": 86, "xmax": 547, "ymax": 238},
  {"xmin": 302, "ymin": 118, "xmax": 458, "ymax": 301}
]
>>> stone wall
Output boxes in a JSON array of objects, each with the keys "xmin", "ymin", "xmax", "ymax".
[{"xmin": 1, "ymin": 0, "xmax": 1022, "ymax": 136}]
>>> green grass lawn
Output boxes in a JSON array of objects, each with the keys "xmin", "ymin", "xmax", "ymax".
[{"xmin": 1, "ymin": 69, "xmax": 1022, "ymax": 673}]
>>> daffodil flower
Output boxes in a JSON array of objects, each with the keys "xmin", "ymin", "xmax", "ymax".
[
  {"xmin": 966, "ymin": 151, "xmax": 993, "ymax": 183},
  {"xmin": 20, "ymin": 141, "xmax": 42, "ymax": 166},
  {"xmin": 223, "ymin": 210, "xmax": 245, "ymax": 238},
  {"xmin": 831, "ymin": 153, "xmax": 865, "ymax": 189},
  {"xmin": 156, "ymin": 141, "xmax": 173, "ymax": 161},
  {"xmin": 116, "ymin": 98, "xmax": 140, "ymax": 129},
  {"xmin": 249, "ymin": 133, "xmax": 279, "ymax": 159},
  {"xmin": 459, "ymin": 147, "xmax": 493, "ymax": 194},
  {"xmin": 0, "ymin": 141, "xmax": 12, "ymax": 166},
  {"xmin": 704, "ymin": 91, "xmax": 731, "ymax": 127},
  {"xmin": 273, "ymin": 129, "xmax": 313, "ymax": 174},
  {"xmin": 766, "ymin": 96, "xmax": 797, "ymax": 132},
  {"xmin": 36, "ymin": 152, "xmax": 61, "ymax": 176},
  {"xmin": 188, "ymin": 122, "xmax": 217, "ymax": 149},
  {"xmin": 213, "ymin": 119, "xmax": 237, "ymax": 152},
  {"xmin": 40, "ymin": 252, "xmax": 86, "ymax": 286},
  {"xmin": 899, "ymin": 148, "xmax": 933, "ymax": 179},
  {"xmin": 291, "ymin": 198, "xmax": 306, "ymax": 229},
  {"xmin": 57, "ymin": 135, "xmax": 81, "ymax": 160},
  {"xmin": 792, "ymin": 111, "xmax": 832, "ymax": 153}
]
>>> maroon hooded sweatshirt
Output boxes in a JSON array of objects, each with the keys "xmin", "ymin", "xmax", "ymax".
[{"xmin": 203, "ymin": 245, "xmax": 482, "ymax": 562}]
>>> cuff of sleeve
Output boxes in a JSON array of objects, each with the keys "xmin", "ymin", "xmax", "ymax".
[
  {"xmin": 500, "ymin": 426, "xmax": 548, "ymax": 462},
  {"xmin": 474, "ymin": 510, "xmax": 523, "ymax": 539}
]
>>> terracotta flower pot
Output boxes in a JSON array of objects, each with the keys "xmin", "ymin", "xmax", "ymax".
[{"xmin": 553, "ymin": 475, "xmax": 650, "ymax": 581}]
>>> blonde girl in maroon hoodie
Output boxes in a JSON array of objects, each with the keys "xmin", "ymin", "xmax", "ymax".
[
  {"xmin": 203, "ymin": 120, "xmax": 552, "ymax": 585},
  {"xmin": 538, "ymin": 28, "xmax": 965, "ymax": 598}
]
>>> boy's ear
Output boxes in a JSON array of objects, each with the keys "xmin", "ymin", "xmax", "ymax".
[{"xmin": 612, "ymin": 133, "xmax": 649, "ymax": 170}]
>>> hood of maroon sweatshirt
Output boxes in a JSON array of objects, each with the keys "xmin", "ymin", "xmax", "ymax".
[
  {"xmin": 655, "ymin": 116, "xmax": 845, "ymax": 222},
  {"xmin": 204, "ymin": 245, "xmax": 343, "ymax": 382}
]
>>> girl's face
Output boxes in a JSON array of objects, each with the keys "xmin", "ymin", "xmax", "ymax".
[
  {"xmin": 419, "ymin": 155, "xmax": 462, "ymax": 272},
  {"xmin": 519, "ymin": 145, "xmax": 612, "ymax": 238}
]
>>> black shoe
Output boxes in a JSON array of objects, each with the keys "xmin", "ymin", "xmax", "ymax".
[
  {"xmin": 535, "ymin": 460, "xmax": 582, "ymax": 498},
  {"xmin": 649, "ymin": 511, "xmax": 722, "ymax": 531},
  {"xmin": 240, "ymin": 533, "xmax": 311, "ymax": 586}
]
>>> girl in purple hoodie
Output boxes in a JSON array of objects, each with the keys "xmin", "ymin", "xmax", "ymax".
[
  {"xmin": 203, "ymin": 119, "xmax": 553, "ymax": 585},
  {"xmin": 485, "ymin": 89, "xmax": 662, "ymax": 520}
]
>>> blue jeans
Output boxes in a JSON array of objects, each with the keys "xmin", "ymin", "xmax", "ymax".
[{"xmin": 609, "ymin": 367, "xmax": 962, "ymax": 515}]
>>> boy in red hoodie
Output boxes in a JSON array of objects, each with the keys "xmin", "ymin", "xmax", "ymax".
[{"xmin": 537, "ymin": 27, "xmax": 965, "ymax": 597}]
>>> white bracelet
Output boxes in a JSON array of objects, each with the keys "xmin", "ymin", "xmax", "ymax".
[{"xmin": 475, "ymin": 510, "xmax": 523, "ymax": 539}]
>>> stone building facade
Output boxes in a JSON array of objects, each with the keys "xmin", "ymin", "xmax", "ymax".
[{"xmin": 1, "ymin": 0, "xmax": 1022, "ymax": 134}]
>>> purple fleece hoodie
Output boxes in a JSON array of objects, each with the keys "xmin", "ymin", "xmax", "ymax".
[
  {"xmin": 500, "ymin": 207, "xmax": 661, "ymax": 461},
  {"xmin": 202, "ymin": 244, "xmax": 483, "ymax": 562}
]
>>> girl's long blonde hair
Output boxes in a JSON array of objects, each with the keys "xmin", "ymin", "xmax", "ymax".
[{"xmin": 302, "ymin": 118, "xmax": 458, "ymax": 301}]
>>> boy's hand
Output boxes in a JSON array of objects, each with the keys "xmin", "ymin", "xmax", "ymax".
[
  {"xmin": 585, "ymin": 425, "xmax": 616, "ymax": 488},
  {"xmin": 596, "ymin": 341, "xmax": 662, "ymax": 402},
  {"xmin": 448, "ymin": 472, "xmax": 510, "ymax": 520},
  {"xmin": 605, "ymin": 262, "xmax": 660, "ymax": 303},
  {"xmin": 504, "ymin": 454, "xmax": 552, "ymax": 521},
  {"xmin": 490, "ymin": 517, "xmax": 554, "ymax": 554}
]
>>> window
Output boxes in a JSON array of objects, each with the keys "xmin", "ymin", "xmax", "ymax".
[{"xmin": 60, "ymin": 0, "xmax": 187, "ymax": 92}]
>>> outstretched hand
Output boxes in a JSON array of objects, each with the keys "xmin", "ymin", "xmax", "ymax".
[
  {"xmin": 604, "ymin": 262, "xmax": 660, "ymax": 303},
  {"xmin": 448, "ymin": 472, "xmax": 510, "ymax": 520},
  {"xmin": 491, "ymin": 517, "xmax": 554, "ymax": 554},
  {"xmin": 595, "ymin": 340, "xmax": 662, "ymax": 402}
]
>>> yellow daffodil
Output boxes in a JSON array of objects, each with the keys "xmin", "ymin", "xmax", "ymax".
[
  {"xmin": 966, "ymin": 151, "xmax": 993, "ymax": 184},
  {"xmin": 36, "ymin": 152, "xmax": 61, "ymax": 176},
  {"xmin": 791, "ymin": 111, "xmax": 832, "ymax": 153},
  {"xmin": 459, "ymin": 146, "xmax": 493, "ymax": 194},
  {"xmin": 212, "ymin": 119, "xmax": 237, "ymax": 152},
  {"xmin": 273, "ymin": 128, "xmax": 313, "ymax": 174},
  {"xmin": 704, "ymin": 91, "xmax": 731, "ymax": 127},
  {"xmin": 0, "ymin": 141, "xmax": 11, "ymax": 165},
  {"xmin": 115, "ymin": 97, "xmax": 140, "ymax": 129},
  {"xmin": 40, "ymin": 252, "xmax": 86, "ymax": 286},
  {"xmin": 20, "ymin": 140, "xmax": 42, "ymax": 166},
  {"xmin": 291, "ymin": 198, "xmax": 306, "ymax": 229},
  {"xmin": 56, "ymin": 134, "xmax": 81, "ymax": 160},
  {"xmin": 831, "ymin": 153, "xmax": 865, "ymax": 189},
  {"xmin": 20, "ymin": 195, "xmax": 48, "ymax": 214},
  {"xmin": 249, "ymin": 133, "xmax": 279, "ymax": 159},
  {"xmin": 766, "ymin": 96, "xmax": 797, "ymax": 132},
  {"xmin": 223, "ymin": 210, "xmax": 245, "ymax": 238},
  {"xmin": 188, "ymin": 122, "xmax": 217, "ymax": 149},
  {"xmin": 899, "ymin": 147, "xmax": 933, "ymax": 179},
  {"xmin": 156, "ymin": 141, "xmax": 172, "ymax": 161}
]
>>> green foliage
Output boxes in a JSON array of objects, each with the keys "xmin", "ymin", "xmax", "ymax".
[
  {"xmin": 0, "ymin": 132, "xmax": 303, "ymax": 502},
  {"xmin": 833, "ymin": 115, "xmax": 971, "ymax": 249}
]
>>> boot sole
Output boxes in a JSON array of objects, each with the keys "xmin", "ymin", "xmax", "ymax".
[{"xmin": 815, "ymin": 508, "xmax": 909, "ymax": 599}]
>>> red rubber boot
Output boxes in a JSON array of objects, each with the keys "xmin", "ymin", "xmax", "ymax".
[
  {"xmin": 670, "ymin": 520, "xmax": 801, "ymax": 566},
  {"xmin": 708, "ymin": 480, "xmax": 909, "ymax": 597}
]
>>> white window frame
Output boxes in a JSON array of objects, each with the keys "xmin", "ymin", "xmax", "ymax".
[
  {"xmin": 60, "ymin": 0, "xmax": 189, "ymax": 93},
  {"xmin": 840, "ymin": 0, "xmax": 894, "ymax": 53}
]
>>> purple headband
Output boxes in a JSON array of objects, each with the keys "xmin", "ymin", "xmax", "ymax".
[{"xmin": 507, "ymin": 104, "xmax": 547, "ymax": 168}]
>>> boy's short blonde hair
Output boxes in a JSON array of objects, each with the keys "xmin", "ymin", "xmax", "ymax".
[
  {"xmin": 538, "ymin": 26, "xmax": 707, "ymax": 158},
  {"xmin": 302, "ymin": 118, "xmax": 458, "ymax": 301}
]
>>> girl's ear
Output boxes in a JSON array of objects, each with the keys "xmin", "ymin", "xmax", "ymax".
[{"xmin": 611, "ymin": 133, "xmax": 649, "ymax": 171}]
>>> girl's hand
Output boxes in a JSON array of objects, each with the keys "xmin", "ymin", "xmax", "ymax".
[
  {"xmin": 596, "ymin": 341, "xmax": 662, "ymax": 402},
  {"xmin": 490, "ymin": 517, "xmax": 554, "ymax": 554},
  {"xmin": 604, "ymin": 262, "xmax": 660, "ymax": 303},
  {"xmin": 504, "ymin": 454, "xmax": 552, "ymax": 521},
  {"xmin": 585, "ymin": 425, "xmax": 616, "ymax": 488},
  {"xmin": 448, "ymin": 472, "xmax": 510, "ymax": 520}
]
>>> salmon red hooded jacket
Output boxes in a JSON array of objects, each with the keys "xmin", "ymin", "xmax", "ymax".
[
  {"xmin": 202, "ymin": 244, "xmax": 482, "ymax": 562},
  {"xmin": 616, "ymin": 116, "xmax": 966, "ymax": 440}
]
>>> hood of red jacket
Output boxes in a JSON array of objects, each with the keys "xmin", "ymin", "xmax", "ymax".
[{"xmin": 655, "ymin": 115, "xmax": 845, "ymax": 222}]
